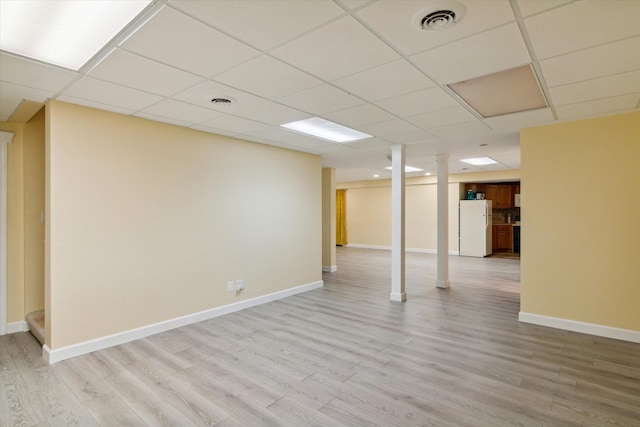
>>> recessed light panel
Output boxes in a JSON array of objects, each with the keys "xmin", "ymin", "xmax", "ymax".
[
  {"xmin": 460, "ymin": 157, "xmax": 498, "ymax": 166},
  {"xmin": 0, "ymin": 0, "xmax": 151, "ymax": 70},
  {"xmin": 448, "ymin": 65, "xmax": 547, "ymax": 118},
  {"xmin": 281, "ymin": 117, "xmax": 372, "ymax": 143}
]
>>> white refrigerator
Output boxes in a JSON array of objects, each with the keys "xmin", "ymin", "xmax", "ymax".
[{"xmin": 459, "ymin": 200, "xmax": 492, "ymax": 257}]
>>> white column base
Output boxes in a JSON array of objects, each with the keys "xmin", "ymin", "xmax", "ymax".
[
  {"xmin": 436, "ymin": 280, "xmax": 450, "ymax": 289},
  {"xmin": 390, "ymin": 292, "xmax": 407, "ymax": 302}
]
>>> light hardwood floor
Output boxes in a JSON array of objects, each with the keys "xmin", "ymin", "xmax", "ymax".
[{"xmin": 1, "ymin": 247, "xmax": 639, "ymax": 426}]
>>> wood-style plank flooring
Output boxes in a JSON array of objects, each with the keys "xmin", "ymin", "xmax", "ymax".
[{"xmin": 2, "ymin": 247, "xmax": 639, "ymax": 426}]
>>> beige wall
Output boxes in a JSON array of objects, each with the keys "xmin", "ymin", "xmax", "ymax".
[
  {"xmin": 23, "ymin": 109, "xmax": 45, "ymax": 315},
  {"xmin": 321, "ymin": 168, "xmax": 336, "ymax": 269},
  {"xmin": 46, "ymin": 101, "xmax": 321, "ymax": 349},
  {"xmin": 521, "ymin": 112, "xmax": 640, "ymax": 331},
  {"xmin": 2, "ymin": 111, "xmax": 46, "ymax": 326},
  {"xmin": 1, "ymin": 122, "xmax": 25, "ymax": 323},
  {"xmin": 339, "ymin": 172, "xmax": 520, "ymax": 252}
]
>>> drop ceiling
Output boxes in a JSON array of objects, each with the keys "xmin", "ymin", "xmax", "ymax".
[{"xmin": 1, "ymin": 0, "xmax": 639, "ymax": 183}]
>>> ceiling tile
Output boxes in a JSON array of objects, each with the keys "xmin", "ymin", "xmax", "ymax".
[
  {"xmin": 359, "ymin": 119, "xmax": 421, "ymax": 137},
  {"xmin": 62, "ymin": 77, "xmax": 163, "ymax": 111},
  {"xmin": 140, "ymin": 99, "xmax": 223, "ymax": 124},
  {"xmin": 271, "ymin": 16, "xmax": 400, "ymax": 81},
  {"xmin": 355, "ymin": 0, "xmax": 515, "ymax": 56},
  {"xmin": 333, "ymin": 60, "xmax": 435, "ymax": 102},
  {"xmin": 0, "ymin": 52, "xmax": 77, "ymax": 92},
  {"xmin": 483, "ymin": 108, "xmax": 554, "ymax": 130},
  {"xmin": 214, "ymin": 56, "xmax": 322, "ymax": 99},
  {"xmin": 342, "ymin": 137, "xmax": 394, "ymax": 149},
  {"xmin": 135, "ymin": 112, "xmax": 195, "ymax": 128},
  {"xmin": 122, "ymin": 6, "xmax": 259, "ymax": 77},
  {"xmin": 376, "ymin": 86, "xmax": 461, "ymax": 118},
  {"xmin": 170, "ymin": 0, "xmax": 344, "ymax": 51},
  {"xmin": 525, "ymin": 1, "xmax": 640, "ymax": 59},
  {"xmin": 277, "ymin": 84, "xmax": 365, "ymax": 115},
  {"xmin": 324, "ymin": 104, "xmax": 396, "ymax": 128},
  {"xmin": 56, "ymin": 95, "xmax": 135, "ymax": 116},
  {"xmin": 340, "ymin": 0, "xmax": 370, "ymax": 10},
  {"xmin": 428, "ymin": 120, "xmax": 489, "ymax": 137},
  {"xmin": 233, "ymin": 103, "xmax": 311, "ymax": 125},
  {"xmin": 555, "ymin": 94, "xmax": 640, "ymax": 120},
  {"xmin": 516, "ymin": 0, "xmax": 572, "ymax": 17},
  {"xmin": 411, "ymin": 23, "xmax": 531, "ymax": 84},
  {"xmin": 549, "ymin": 70, "xmax": 640, "ymax": 106},
  {"xmin": 89, "ymin": 49, "xmax": 203, "ymax": 97},
  {"xmin": 0, "ymin": 81, "xmax": 54, "ymax": 103},
  {"xmin": 383, "ymin": 129, "xmax": 436, "ymax": 144},
  {"xmin": 407, "ymin": 107, "xmax": 478, "ymax": 129},
  {"xmin": 190, "ymin": 124, "xmax": 239, "ymax": 138},
  {"xmin": 199, "ymin": 114, "xmax": 272, "ymax": 135},
  {"xmin": 172, "ymin": 80, "xmax": 266, "ymax": 113},
  {"xmin": 540, "ymin": 37, "xmax": 640, "ymax": 88}
]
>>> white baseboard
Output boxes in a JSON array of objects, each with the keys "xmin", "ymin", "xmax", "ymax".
[
  {"xmin": 44, "ymin": 280, "xmax": 324, "ymax": 364},
  {"xmin": 5, "ymin": 320, "xmax": 28, "ymax": 334},
  {"xmin": 519, "ymin": 312, "xmax": 640, "ymax": 344},
  {"xmin": 322, "ymin": 265, "xmax": 337, "ymax": 273},
  {"xmin": 346, "ymin": 244, "xmax": 459, "ymax": 256}
]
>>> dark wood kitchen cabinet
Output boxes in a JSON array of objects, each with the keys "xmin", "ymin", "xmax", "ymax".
[
  {"xmin": 486, "ymin": 185, "xmax": 512, "ymax": 208},
  {"xmin": 493, "ymin": 225, "xmax": 512, "ymax": 251}
]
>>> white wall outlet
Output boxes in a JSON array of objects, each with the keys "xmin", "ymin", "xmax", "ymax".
[
  {"xmin": 227, "ymin": 281, "xmax": 235, "ymax": 292},
  {"xmin": 235, "ymin": 279, "xmax": 245, "ymax": 291}
]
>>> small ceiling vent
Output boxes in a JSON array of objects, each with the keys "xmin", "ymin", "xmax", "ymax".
[
  {"xmin": 413, "ymin": 1, "xmax": 466, "ymax": 31},
  {"xmin": 210, "ymin": 97, "xmax": 234, "ymax": 105}
]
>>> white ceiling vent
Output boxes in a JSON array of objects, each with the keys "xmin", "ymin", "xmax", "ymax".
[{"xmin": 413, "ymin": 1, "xmax": 466, "ymax": 31}]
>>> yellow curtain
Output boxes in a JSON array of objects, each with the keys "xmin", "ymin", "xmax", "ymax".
[{"xmin": 336, "ymin": 189, "xmax": 347, "ymax": 246}]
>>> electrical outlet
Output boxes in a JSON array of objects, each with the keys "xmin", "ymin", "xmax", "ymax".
[
  {"xmin": 235, "ymin": 279, "xmax": 245, "ymax": 291},
  {"xmin": 227, "ymin": 281, "xmax": 235, "ymax": 292}
]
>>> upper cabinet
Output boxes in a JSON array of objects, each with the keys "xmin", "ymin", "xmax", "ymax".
[
  {"xmin": 485, "ymin": 184, "xmax": 512, "ymax": 208},
  {"xmin": 466, "ymin": 182, "xmax": 520, "ymax": 208}
]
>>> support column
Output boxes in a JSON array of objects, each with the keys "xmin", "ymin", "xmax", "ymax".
[
  {"xmin": 321, "ymin": 168, "xmax": 336, "ymax": 273},
  {"xmin": 436, "ymin": 153, "xmax": 450, "ymax": 289},
  {"xmin": 390, "ymin": 145, "xmax": 406, "ymax": 302}
]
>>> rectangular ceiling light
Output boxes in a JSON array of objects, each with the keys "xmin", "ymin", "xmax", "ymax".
[
  {"xmin": 0, "ymin": 0, "xmax": 152, "ymax": 70},
  {"xmin": 460, "ymin": 157, "xmax": 498, "ymax": 166},
  {"xmin": 281, "ymin": 117, "xmax": 373, "ymax": 143},
  {"xmin": 385, "ymin": 165, "xmax": 424, "ymax": 172},
  {"xmin": 448, "ymin": 65, "xmax": 547, "ymax": 118}
]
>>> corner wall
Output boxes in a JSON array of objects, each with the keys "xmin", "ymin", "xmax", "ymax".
[
  {"xmin": 46, "ymin": 101, "xmax": 322, "ymax": 350},
  {"xmin": 520, "ymin": 112, "xmax": 640, "ymax": 336}
]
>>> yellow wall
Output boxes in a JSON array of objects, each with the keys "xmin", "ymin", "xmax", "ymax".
[
  {"xmin": 2, "ymin": 111, "xmax": 46, "ymax": 327},
  {"xmin": 321, "ymin": 168, "xmax": 336, "ymax": 269},
  {"xmin": 1, "ymin": 122, "xmax": 25, "ymax": 323},
  {"xmin": 23, "ymin": 109, "xmax": 45, "ymax": 315},
  {"xmin": 46, "ymin": 101, "xmax": 321, "ymax": 349},
  {"xmin": 521, "ymin": 112, "xmax": 640, "ymax": 331},
  {"xmin": 339, "ymin": 171, "xmax": 520, "ymax": 252}
]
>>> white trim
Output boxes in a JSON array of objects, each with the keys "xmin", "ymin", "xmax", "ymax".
[
  {"xmin": 322, "ymin": 265, "xmax": 337, "ymax": 273},
  {"xmin": 6, "ymin": 320, "xmax": 28, "ymax": 334},
  {"xmin": 519, "ymin": 312, "xmax": 640, "ymax": 344},
  {"xmin": 346, "ymin": 244, "xmax": 459, "ymax": 256},
  {"xmin": 44, "ymin": 280, "xmax": 323, "ymax": 364},
  {"xmin": 0, "ymin": 131, "xmax": 14, "ymax": 336}
]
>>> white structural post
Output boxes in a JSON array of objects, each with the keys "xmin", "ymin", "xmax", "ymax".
[
  {"xmin": 436, "ymin": 153, "xmax": 450, "ymax": 289},
  {"xmin": 390, "ymin": 144, "xmax": 406, "ymax": 302}
]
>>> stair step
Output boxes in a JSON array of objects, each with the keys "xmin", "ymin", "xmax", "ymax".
[{"xmin": 26, "ymin": 310, "xmax": 45, "ymax": 346}]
